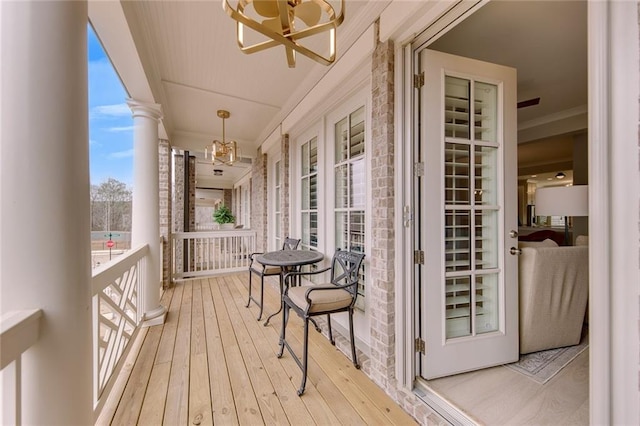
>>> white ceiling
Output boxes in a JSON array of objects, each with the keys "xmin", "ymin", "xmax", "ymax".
[{"xmin": 92, "ymin": 0, "xmax": 588, "ymax": 191}]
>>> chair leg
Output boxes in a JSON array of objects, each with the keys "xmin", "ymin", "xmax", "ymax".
[
  {"xmin": 327, "ymin": 314, "xmax": 335, "ymax": 345},
  {"xmin": 256, "ymin": 275, "xmax": 265, "ymax": 320},
  {"xmin": 277, "ymin": 302, "xmax": 289, "ymax": 358},
  {"xmin": 246, "ymin": 271, "xmax": 252, "ymax": 308},
  {"xmin": 298, "ymin": 317, "xmax": 310, "ymax": 396},
  {"xmin": 348, "ymin": 309, "xmax": 360, "ymax": 370}
]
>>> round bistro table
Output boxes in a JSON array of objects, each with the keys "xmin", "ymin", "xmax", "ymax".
[{"xmin": 256, "ymin": 250, "xmax": 324, "ymax": 326}]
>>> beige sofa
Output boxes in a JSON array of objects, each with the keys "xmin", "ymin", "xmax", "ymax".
[{"xmin": 518, "ymin": 239, "xmax": 589, "ymax": 354}]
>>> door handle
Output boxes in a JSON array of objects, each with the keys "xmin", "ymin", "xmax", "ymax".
[
  {"xmin": 509, "ymin": 230, "xmax": 518, "ymax": 238},
  {"xmin": 510, "ymin": 247, "xmax": 522, "ymax": 256}
]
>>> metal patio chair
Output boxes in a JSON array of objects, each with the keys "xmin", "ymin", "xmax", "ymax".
[
  {"xmin": 246, "ymin": 237, "xmax": 300, "ymax": 320},
  {"xmin": 278, "ymin": 249, "xmax": 365, "ymax": 396}
]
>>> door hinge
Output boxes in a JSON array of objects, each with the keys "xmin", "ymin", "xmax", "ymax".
[
  {"xmin": 414, "ymin": 72, "xmax": 425, "ymax": 89},
  {"xmin": 414, "ymin": 250, "xmax": 424, "ymax": 265},
  {"xmin": 415, "ymin": 338, "xmax": 426, "ymax": 354},
  {"xmin": 414, "ymin": 162, "xmax": 425, "ymax": 177}
]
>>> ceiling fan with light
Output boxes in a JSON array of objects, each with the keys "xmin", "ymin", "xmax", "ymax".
[{"xmin": 223, "ymin": 0, "xmax": 345, "ymax": 68}]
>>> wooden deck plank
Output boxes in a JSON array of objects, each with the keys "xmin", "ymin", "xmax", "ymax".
[
  {"xmin": 210, "ymin": 277, "xmax": 264, "ymax": 425},
  {"xmin": 111, "ymin": 325, "xmax": 163, "ymax": 425},
  {"xmin": 155, "ymin": 283, "xmax": 183, "ymax": 364},
  {"xmin": 218, "ymin": 276, "xmax": 290, "ymax": 425},
  {"xmin": 95, "ymin": 326, "xmax": 149, "ymax": 426},
  {"xmin": 163, "ymin": 280, "xmax": 193, "ymax": 425},
  {"xmin": 253, "ymin": 276, "xmax": 369, "ymax": 426},
  {"xmin": 103, "ymin": 274, "xmax": 417, "ymax": 426},
  {"xmin": 229, "ymin": 275, "xmax": 352, "ymax": 426},
  {"xmin": 225, "ymin": 274, "xmax": 317, "ymax": 425},
  {"xmin": 258, "ymin": 276, "xmax": 416, "ymax": 425},
  {"xmin": 138, "ymin": 285, "xmax": 181, "ymax": 424},
  {"xmin": 189, "ymin": 280, "xmax": 213, "ymax": 426},
  {"xmin": 201, "ymin": 278, "xmax": 239, "ymax": 425}
]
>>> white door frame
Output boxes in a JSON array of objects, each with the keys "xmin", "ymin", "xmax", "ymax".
[{"xmin": 393, "ymin": 0, "xmax": 640, "ymax": 423}]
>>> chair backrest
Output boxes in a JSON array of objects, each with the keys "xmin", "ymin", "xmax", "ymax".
[
  {"xmin": 282, "ymin": 237, "xmax": 301, "ymax": 251},
  {"xmin": 330, "ymin": 249, "xmax": 365, "ymax": 297}
]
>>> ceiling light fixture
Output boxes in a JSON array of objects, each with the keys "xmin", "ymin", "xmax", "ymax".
[
  {"xmin": 222, "ymin": 0, "xmax": 344, "ymax": 68},
  {"xmin": 555, "ymin": 171, "xmax": 566, "ymax": 179},
  {"xmin": 206, "ymin": 110, "xmax": 237, "ymax": 166}
]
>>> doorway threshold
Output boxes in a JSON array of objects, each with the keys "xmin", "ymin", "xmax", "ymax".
[{"xmin": 414, "ymin": 380, "xmax": 478, "ymax": 426}]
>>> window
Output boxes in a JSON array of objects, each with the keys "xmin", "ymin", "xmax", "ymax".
[
  {"xmin": 334, "ymin": 106, "xmax": 366, "ymax": 308},
  {"xmin": 300, "ymin": 137, "xmax": 318, "ymax": 252}
]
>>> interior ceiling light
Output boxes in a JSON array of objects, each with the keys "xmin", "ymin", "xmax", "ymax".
[
  {"xmin": 555, "ymin": 171, "xmax": 566, "ymax": 179},
  {"xmin": 206, "ymin": 110, "xmax": 237, "ymax": 166},
  {"xmin": 223, "ymin": 0, "xmax": 344, "ymax": 68},
  {"xmin": 213, "ymin": 169, "xmax": 223, "ymax": 176}
]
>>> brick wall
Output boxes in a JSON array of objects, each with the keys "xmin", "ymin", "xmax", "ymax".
[
  {"xmin": 189, "ymin": 155, "xmax": 196, "ymax": 232},
  {"xmin": 159, "ymin": 139, "xmax": 172, "ymax": 288},
  {"xmin": 251, "ymin": 148, "xmax": 268, "ymax": 251},
  {"xmin": 281, "ymin": 133, "xmax": 290, "ymax": 237},
  {"xmin": 366, "ymin": 22, "xmax": 443, "ymax": 425}
]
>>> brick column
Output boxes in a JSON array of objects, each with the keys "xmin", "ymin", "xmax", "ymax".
[
  {"xmin": 159, "ymin": 139, "xmax": 172, "ymax": 288},
  {"xmin": 251, "ymin": 148, "xmax": 268, "ymax": 251},
  {"xmin": 223, "ymin": 188, "xmax": 233, "ymax": 210},
  {"xmin": 369, "ymin": 25, "xmax": 396, "ymax": 390},
  {"xmin": 173, "ymin": 152, "xmax": 185, "ymax": 272},
  {"xmin": 188, "ymin": 155, "xmax": 196, "ymax": 231},
  {"xmin": 281, "ymin": 133, "xmax": 291, "ymax": 237}
]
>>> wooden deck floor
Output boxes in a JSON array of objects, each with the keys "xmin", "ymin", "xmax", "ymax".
[{"xmin": 98, "ymin": 273, "xmax": 417, "ymax": 425}]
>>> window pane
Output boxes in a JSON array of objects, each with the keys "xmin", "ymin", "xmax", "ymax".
[
  {"xmin": 445, "ymin": 76, "xmax": 470, "ymax": 139},
  {"xmin": 350, "ymin": 106, "xmax": 365, "ymax": 157},
  {"xmin": 302, "ymin": 177, "xmax": 309, "ymax": 210},
  {"xmin": 335, "ymin": 212, "xmax": 347, "ymax": 250},
  {"xmin": 474, "ymin": 82, "xmax": 497, "ymax": 143},
  {"xmin": 309, "ymin": 174, "xmax": 317, "ymax": 210},
  {"xmin": 349, "ymin": 211, "xmax": 365, "ymax": 253},
  {"xmin": 275, "ymin": 161, "xmax": 280, "ymax": 186},
  {"xmin": 475, "ymin": 145, "xmax": 497, "ymax": 205},
  {"xmin": 302, "ymin": 142, "xmax": 309, "ymax": 175},
  {"xmin": 445, "ymin": 210, "xmax": 470, "ymax": 272},
  {"xmin": 335, "ymin": 164, "xmax": 348, "ymax": 209},
  {"xmin": 310, "ymin": 137, "xmax": 318, "ymax": 172},
  {"xmin": 302, "ymin": 212, "xmax": 310, "ymax": 246},
  {"xmin": 446, "ymin": 276, "xmax": 471, "ymax": 339},
  {"xmin": 445, "ymin": 143, "xmax": 470, "ymax": 205},
  {"xmin": 275, "ymin": 187, "xmax": 280, "ymax": 212},
  {"xmin": 475, "ymin": 210, "xmax": 498, "ymax": 269},
  {"xmin": 335, "ymin": 117, "xmax": 349, "ymax": 163},
  {"xmin": 351, "ymin": 158, "xmax": 365, "ymax": 208},
  {"xmin": 310, "ymin": 212, "xmax": 318, "ymax": 248},
  {"xmin": 475, "ymin": 273, "xmax": 499, "ymax": 334}
]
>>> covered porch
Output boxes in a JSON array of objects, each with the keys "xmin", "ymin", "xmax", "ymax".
[{"xmin": 97, "ymin": 274, "xmax": 416, "ymax": 425}]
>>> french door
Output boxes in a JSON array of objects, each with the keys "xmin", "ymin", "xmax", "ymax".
[{"xmin": 418, "ymin": 49, "xmax": 519, "ymax": 379}]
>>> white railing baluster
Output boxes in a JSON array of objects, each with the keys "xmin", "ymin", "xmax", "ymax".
[
  {"xmin": 171, "ymin": 230, "xmax": 257, "ymax": 279},
  {"xmin": 91, "ymin": 244, "xmax": 149, "ymax": 418}
]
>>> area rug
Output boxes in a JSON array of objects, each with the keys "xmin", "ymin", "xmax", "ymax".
[{"xmin": 504, "ymin": 333, "xmax": 588, "ymax": 384}]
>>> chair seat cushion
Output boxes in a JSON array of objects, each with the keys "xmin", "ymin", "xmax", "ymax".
[
  {"xmin": 288, "ymin": 285, "xmax": 352, "ymax": 313},
  {"xmin": 250, "ymin": 265, "xmax": 282, "ymax": 276}
]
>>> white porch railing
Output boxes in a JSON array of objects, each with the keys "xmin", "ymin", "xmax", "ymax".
[
  {"xmin": 172, "ymin": 230, "xmax": 256, "ymax": 279},
  {"xmin": 0, "ymin": 309, "xmax": 43, "ymax": 426},
  {"xmin": 91, "ymin": 244, "xmax": 149, "ymax": 416}
]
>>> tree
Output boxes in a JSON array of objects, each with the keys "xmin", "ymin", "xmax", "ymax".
[{"xmin": 90, "ymin": 178, "xmax": 132, "ymax": 232}]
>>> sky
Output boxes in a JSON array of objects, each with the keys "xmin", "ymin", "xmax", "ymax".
[{"xmin": 88, "ymin": 25, "xmax": 134, "ymax": 187}]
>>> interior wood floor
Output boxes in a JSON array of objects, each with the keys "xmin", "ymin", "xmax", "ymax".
[
  {"xmin": 97, "ymin": 273, "xmax": 417, "ymax": 426},
  {"xmin": 426, "ymin": 345, "xmax": 589, "ymax": 425}
]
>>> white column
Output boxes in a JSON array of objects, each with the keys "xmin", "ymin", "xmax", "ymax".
[
  {"xmin": 127, "ymin": 99, "xmax": 167, "ymax": 326},
  {"xmin": 0, "ymin": 1, "xmax": 92, "ymax": 424}
]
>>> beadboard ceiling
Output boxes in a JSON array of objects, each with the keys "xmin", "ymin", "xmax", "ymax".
[{"xmin": 91, "ymin": 0, "xmax": 587, "ymax": 191}]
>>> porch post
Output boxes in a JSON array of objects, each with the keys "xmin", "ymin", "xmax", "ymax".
[
  {"xmin": 0, "ymin": 1, "xmax": 92, "ymax": 424},
  {"xmin": 127, "ymin": 99, "xmax": 167, "ymax": 326}
]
